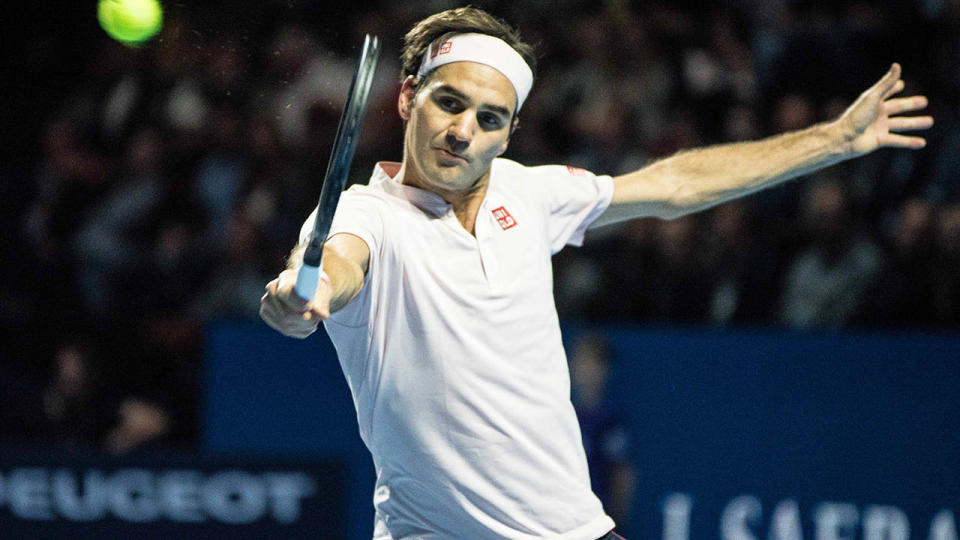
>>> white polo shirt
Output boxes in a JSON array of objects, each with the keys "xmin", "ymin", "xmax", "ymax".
[{"xmin": 300, "ymin": 158, "xmax": 615, "ymax": 539}]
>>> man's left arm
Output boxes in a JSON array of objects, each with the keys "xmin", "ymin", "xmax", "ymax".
[{"xmin": 592, "ymin": 63, "xmax": 933, "ymax": 227}]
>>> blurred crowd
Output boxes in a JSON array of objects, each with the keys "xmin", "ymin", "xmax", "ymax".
[{"xmin": 2, "ymin": 0, "xmax": 959, "ymax": 452}]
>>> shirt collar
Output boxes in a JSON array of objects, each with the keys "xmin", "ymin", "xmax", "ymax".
[{"xmin": 372, "ymin": 162, "xmax": 453, "ymax": 216}]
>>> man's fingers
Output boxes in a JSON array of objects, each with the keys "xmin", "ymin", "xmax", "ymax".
[
  {"xmin": 882, "ymin": 79, "xmax": 905, "ymax": 100},
  {"xmin": 879, "ymin": 132, "xmax": 927, "ymax": 149},
  {"xmin": 884, "ymin": 96, "xmax": 929, "ymax": 116},
  {"xmin": 875, "ymin": 63, "xmax": 901, "ymax": 95},
  {"xmin": 259, "ymin": 301, "xmax": 284, "ymax": 331},
  {"xmin": 258, "ymin": 298, "xmax": 287, "ymax": 327},
  {"xmin": 260, "ymin": 290, "xmax": 281, "ymax": 316},
  {"xmin": 272, "ymin": 274, "xmax": 310, "ymax": 310},
  {"xmin": 263, "ymin": 292, "xmax": 318, "ymax": 322},
  {"xmin": 261, "ymin": 288, "xmax": 292, "ymax": 314},
  {"xmin": 264, "ymin": 275, "xmax": 300, "ymax": 310},
  {"xmin": 260, "ymin": 299, "xmax": 318, "ymax": 337},
  {"xmin": 888, "ymin": 115, "xmax": 934, "ymax": 132},
  {"xmin": 307, "ymin": 303, "xmax": 330, "ymax": 320},
  {"xmin": 264, "ymin": 278, "xmax": 279, "ymax": 295},
  {"xmin": 278, "ymin": 292, "xmax": 310, "ymax": 312},
  {"xmin": 260, "ymin": 266, "xmax": 332, "ymax": 338}
]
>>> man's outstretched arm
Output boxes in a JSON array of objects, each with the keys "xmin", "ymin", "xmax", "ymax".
[
  {"xmin": 593, "ymin": 63, "xmax": 933, "ymax": 227},
  {"xmin": 259, "ymin": 233, "xmax": 369, "ymax": 338}
]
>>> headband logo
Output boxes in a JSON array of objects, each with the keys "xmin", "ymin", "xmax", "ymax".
[{"xmin": 430, "ymin": 41, "xmax": 453, "ymax": 59}]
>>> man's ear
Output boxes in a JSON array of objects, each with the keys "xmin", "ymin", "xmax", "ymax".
[
  {"xmin": 496, "ymin": 138, "xmax": 510, "ymax": 157},
  {"xmin": 398, "ymin": 75, "xmax": 417, "ymax": 121},
  {"xmin": 497, "ymin": 117, "xmax": 520, "ymax": 156}
]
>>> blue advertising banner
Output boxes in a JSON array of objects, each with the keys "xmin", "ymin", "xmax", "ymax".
[
  {"xmin": 205, "ymin": 322, "xmax": 960, "ymax": 539},
  {"xmin": 597, "ymin": 326, "xmax": 960, "ymax": 540},
  {"xmin": 0, "ymin": 450, "xmax": 346, "ymax": 539}
]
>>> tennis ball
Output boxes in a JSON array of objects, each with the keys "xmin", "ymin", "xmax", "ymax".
[{"xmin": 97, "ymin": 0, "xmax": 163, "ymax": 46}]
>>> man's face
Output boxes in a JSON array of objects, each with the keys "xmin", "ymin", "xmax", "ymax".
[{"xmin": 400, "ymin": 62, "xmax": 517, "ymax": 195}]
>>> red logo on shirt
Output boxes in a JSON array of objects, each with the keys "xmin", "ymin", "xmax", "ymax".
[
  {"xmin": 492, "ymin": 206, "xmax": 517, "ymax": 230},
  {"xmin": 566, "ymin": 166, "xmax": 587, "ymax": 176}
]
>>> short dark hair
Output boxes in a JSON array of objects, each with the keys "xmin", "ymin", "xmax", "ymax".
[{"xmin": 400, "ymin": 7, "xmax": 537, "ymax": 89}]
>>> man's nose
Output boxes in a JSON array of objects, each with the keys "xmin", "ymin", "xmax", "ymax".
[{"xmin": 446, "ymin": 114, "xmax": 474, "ymax": 152}]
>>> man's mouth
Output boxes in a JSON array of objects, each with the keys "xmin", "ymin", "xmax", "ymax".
[{"xmin": 435, "ymin": 147, "xmax": 468, "ymax": 162}]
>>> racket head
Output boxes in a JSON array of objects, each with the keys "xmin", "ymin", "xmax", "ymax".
[{"xmin": 302, "ymin": 34, "xmax": 381, "ymax": 268}]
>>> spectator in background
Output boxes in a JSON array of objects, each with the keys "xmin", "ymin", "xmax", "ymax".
[
  {"xmin": 569, "ymin": 333, "xmax": 636, "ymax": 531},
  {"xmin": 193, "ymin": 104, "xmax": 248, "ymax": 244},
  {"xmin": 781, "ymin": 178, "xmax": 885, "ymax": 328},
  {"xmin": 774, "ymin": 93, "xmax": 816, "ymax": 133},
  {"xmin": 137, "ymin": 208, "xmax": 209, "ymax": 318},
  {"xmin": 645, "ymin": 216, "xmax": 714, "ymax": 324},
  {"xmin": 73, "ymin": 125, "xmax": 167, "ymax": 319},
  {"xmin": 931, "ymin": 202, "xmax": 960, "ymax": 325},
  {"xmin": 853, "ymin": 197, "xmax": 939, "ymax": 327},
  {"xmin": 263, "ymin": 23, "xmax": 356, "ymax": 152},
  {"xmin": 23, "ymin": 116, "xmax": 114, "ymax": 325},
  {"xmin": 42, "ymin": 339, "xmax": 107, "ymax": 448},
  {"xmin": 190, "ymin": 210, "xmax": 275, "ymax": 320},
  {"xmin": 580, "ymin": 218, "xmax": 660, "ymax": 321},
  {"xmin": 103, "ymin": 396, "xmax": 173, "ymax": 454},
  {"xmin": 703, "ymin": 200, "xmax": 782, "ymax": 325},
  {"xmin": 0, "ymin": 337, "xmax": 112, "ymax": 448}
]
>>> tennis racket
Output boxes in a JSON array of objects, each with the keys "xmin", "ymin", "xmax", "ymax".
[{"xmin": 295, "ymin": 34, "xmax": 380, "ymax": 301}]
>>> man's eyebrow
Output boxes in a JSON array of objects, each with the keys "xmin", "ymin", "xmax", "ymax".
[{"xmin": 435, "ymin": 84, "xmax": 512, "ymax": 118}]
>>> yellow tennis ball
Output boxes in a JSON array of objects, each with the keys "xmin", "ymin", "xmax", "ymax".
[{"xmin": 98, "ymin": 0, "xmax": 163, "ymax": 45}]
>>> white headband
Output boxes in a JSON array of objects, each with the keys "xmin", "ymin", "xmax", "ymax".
[{"xmin": 417, "ymin": 32, "xmax": 534, "ymax": 111}]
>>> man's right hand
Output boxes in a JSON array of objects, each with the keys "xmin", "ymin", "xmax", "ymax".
[{"xmin": 260, "ymin": 268, "xmax": 332, "ymax": 339}]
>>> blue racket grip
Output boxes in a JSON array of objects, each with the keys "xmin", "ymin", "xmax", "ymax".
[{"xmin": 295, "ymin": 264, "xmax": 321, "ymax": 301}]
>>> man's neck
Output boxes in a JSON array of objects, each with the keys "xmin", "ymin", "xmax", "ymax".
[{"xmin": 395, "ymin": 162, "xmax": 491, "ymax": 236}]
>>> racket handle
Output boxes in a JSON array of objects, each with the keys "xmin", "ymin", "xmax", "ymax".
[{"xmin": 295, "ymin": 264, "xmax": 321, "ymax": 301}]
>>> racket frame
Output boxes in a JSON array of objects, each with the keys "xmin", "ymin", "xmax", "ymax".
[{"xmin": 295, "ymin": 34, "xmax": 380, "ymax": 301}]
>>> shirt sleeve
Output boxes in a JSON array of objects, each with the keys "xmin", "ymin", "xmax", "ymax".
[
  {"xmin": 298, "ymin": 187, "xmax": 386, "ymax": 327},
  {"xmin": 300, "ymin": 190, "xmax": 384, "ymax": 247},
  {"xmin": 527, "ymin": 164, "xmax": 614, "ymax": 253}
]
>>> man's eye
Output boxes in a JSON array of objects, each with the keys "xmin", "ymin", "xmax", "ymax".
[
  {"xmin": 438, "ymin": 97, "xmax": 460, "ymax": 111},
  {"xmin": 479, "ymin": 114, "xmax": 502, "ymax": 128}
]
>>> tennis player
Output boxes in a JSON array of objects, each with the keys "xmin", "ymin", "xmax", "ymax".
[{"xmin": 260, "ymin": 7, "xmax": 932, "ymax": 539}]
